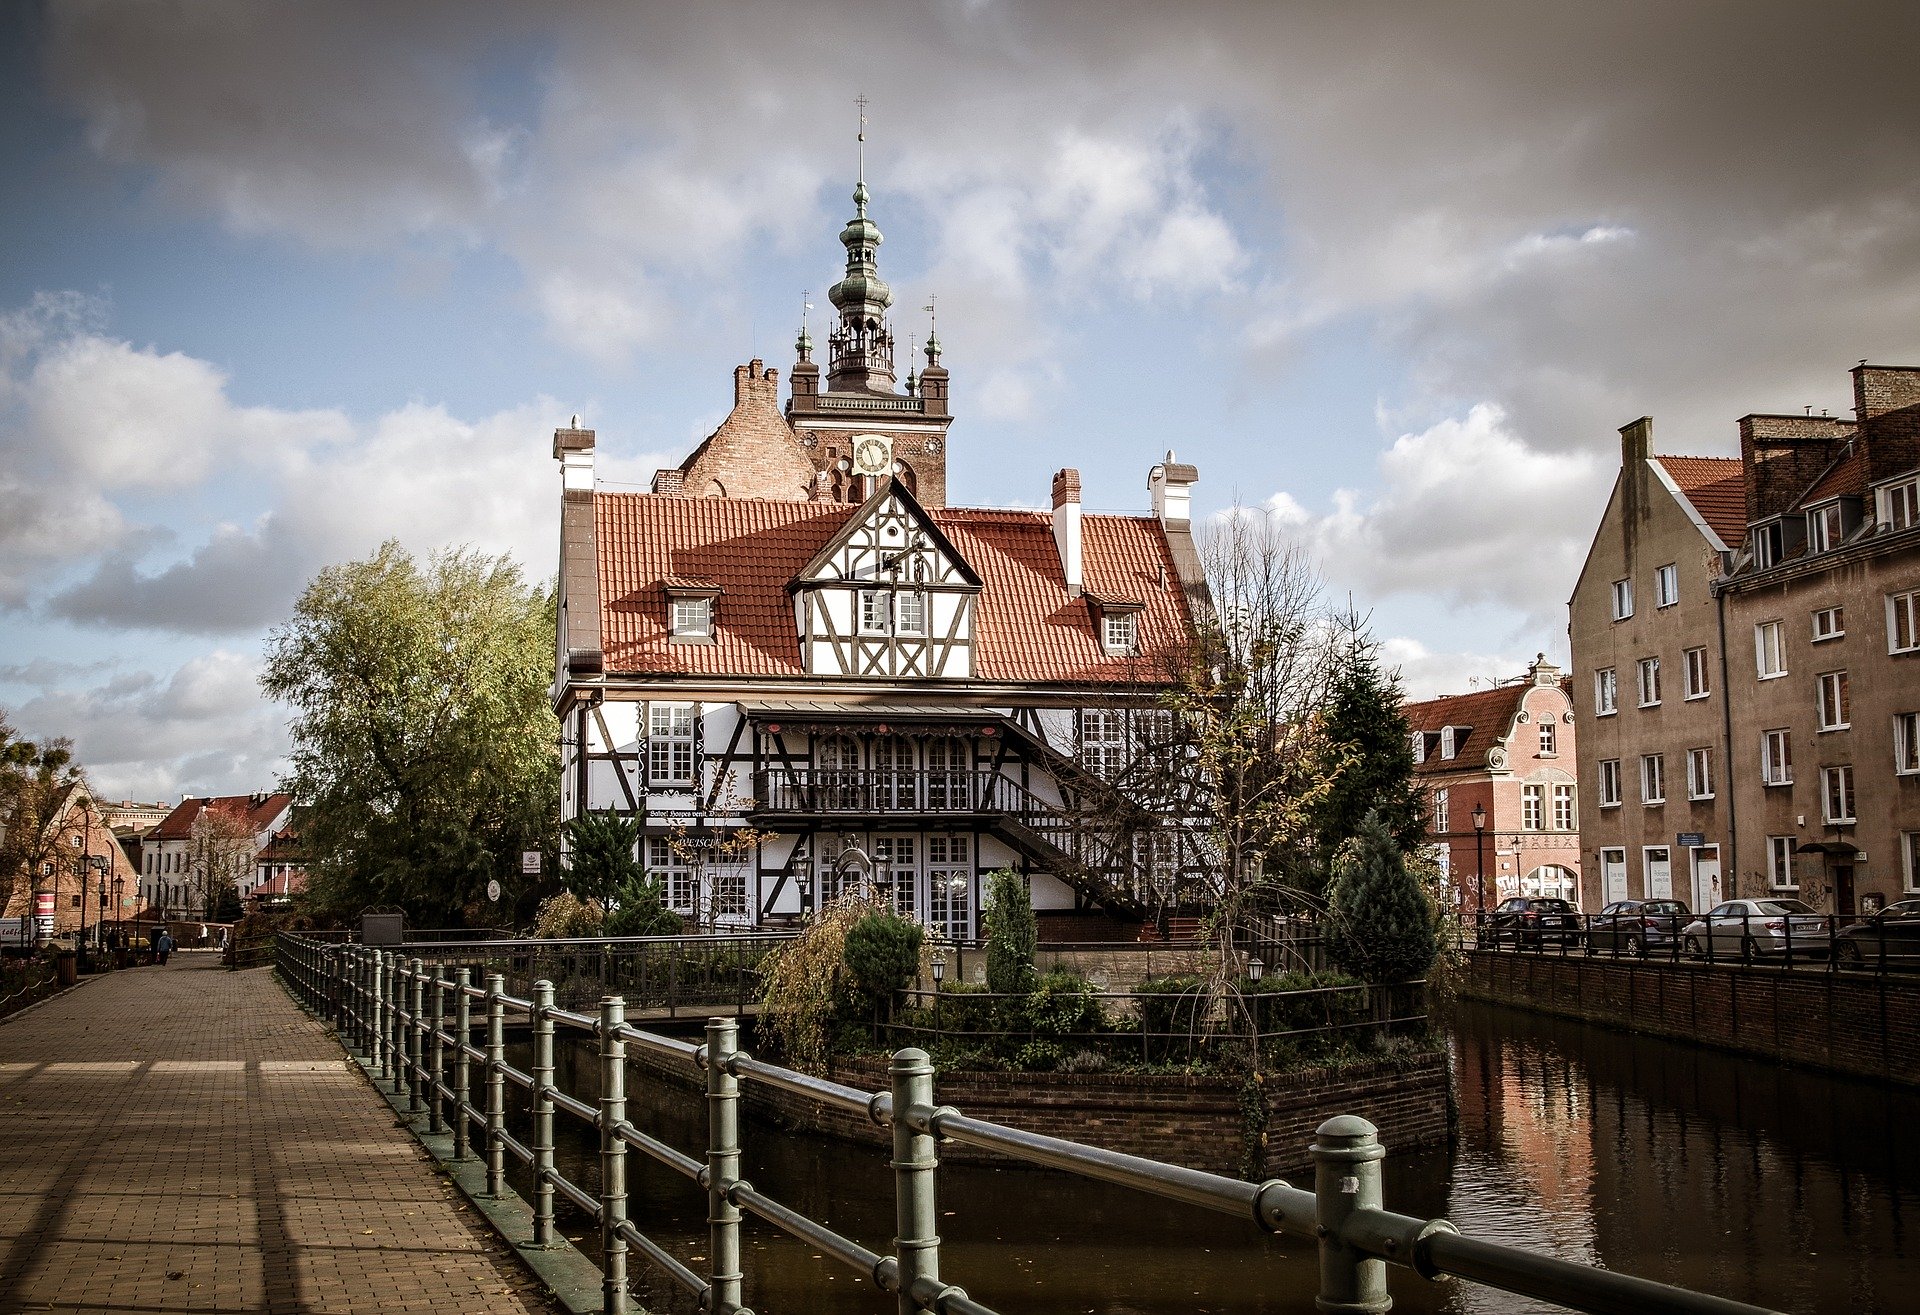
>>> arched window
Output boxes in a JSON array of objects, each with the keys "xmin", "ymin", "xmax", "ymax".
[
  {"xmin": 816, "ymin": 735, "xmax": 861, "ymax": 811},
  {"xmin": 924, "ymin": 736, "xmax": 971, "ymax": 810}
]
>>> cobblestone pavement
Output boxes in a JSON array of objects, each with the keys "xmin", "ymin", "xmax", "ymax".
[{"xmin": 0, "ymin": 954, "xmax": 545, "ymax": 1314}]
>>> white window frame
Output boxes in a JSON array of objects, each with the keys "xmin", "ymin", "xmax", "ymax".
[
  {"xmin": 1655, "ymin": 563, "xmax": 1679, "ymax": 608},
  {"xmin": 1599, "ymin": 759, "xmax": 1622, "ymax": 808},
  {"xmin": 1595, "ymin": 668, "xmax": 1618, "ymax": 716},
  {"xmin": 1432, "ymin": 786, "xmax": 1449, "ymax": 829},
  {"xmin": 1521, "ymin": 784, "xmax": 1544, "ymax": 831},
  {"xmin": 647, "ymin": 702, "xmax": 696, "ymax": 787},
  {"xmin": 1686, "ymin": 747, "xmax": 1714, "ymax": 800},
  {"xmin": 1755, "ymin": 620, "xmax": 1787, "ymax": 678},
  {"xmin": 859, "ymin": 588, "xmax": 891, "ymax": 635},
  {"xmin": 1752, "ymin": 522, "xmax": 1782, "ymax": 570},
  {"xmin": 1768, "ymin": 836, "xmax": 1798, "ymax": 891},
  {"xmin": 1822, "ymin": 764, "xmax": 1856, "ymax": 825},
  {"xmin": 872, "ymin": 836, "xmax": 919, "ymax": 920},
  {"xmin": 670, "ymin": 596, "xmax": 713, "ymax": 638},
  {"xmin": 1761, "ymin": 728, "xmax": 1792, "ymax": 786},
  {"xmin": 1538, "ymin": 720, "xmax": 1557, "ymax": 756},
  {"xmin": 894, "ymin": 589, "xmax": 925, "ymax": 635},
  {"xmin": 1552, "ymin": 783, "xmax": 1576, "ymax": 831},
  {"xmin": 646, "ymin": 837, "xmax": 697, "ymax": 914},
  {"xmin": 1611, "ymin": 578, "xmax": 1634, "ymax": 621},
  {"xmin": 1880, "ymin": 475, "xmax": 1919, "ymax": 532},
  {"xmin": 1640, "ymin": 753, "xmax": 1665, "ymax": 805},
  {"xmin": 1637, "ymin": 656, "xmax": 1661, "ymax": 708},
  {"xmin": 1643, "ymin": 846, "xmax": 1673, "ymax": 900},
  {"xmin": 1807, "ymin": 501, "xmax": 1843, "ymax": 553},
  {"xmin": 1409, "ymin": 730, "xmax": 1426, "ymax": 764},
  {"xmin": 1683, "ymin": 646, "xmax": 1711, "ymax": 700},
  {"xmin": 1080, "ymin": 709, "xmax": 1127, "ymax": 779},
  {"xmin": 1102, "ymin": 611, "xmax": 1138, "ymax": 655},
  {"xmin": 1897, "ymin": 711, "xmax": 1920, "ymax": 776},
  {"xmin": 1812, "ymin": 606, "xmax": 1845, "ymax": 642},
  {"xmin": 1904, "ymin": 830, "xmax": 1920, "ymax": 894},
  {"xmin": 926, "ymin": 834, "xmax": 972, "ymax": 942},
  {"xmin": 1891, "ymin": 590, "xmax": 1920, "ymax": 655},
  {"xmin": 1816, "ymin": 670, "xmax": 1851, "ymax": 732},
  {"xmin": 1439, "ymin": 726, "xmax": 1457, "ymax": 760}
]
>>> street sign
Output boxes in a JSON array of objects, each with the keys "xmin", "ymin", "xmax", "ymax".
[
  {"xmin": 486, "ymin": 879, "xmax": 502, "ymax": 902},
  {"xmin": 1676, "ymin": 832, "xmax": 1706, "ymax": 848},
  {"xmin": 520, "ymin": 851, "xmax": 542, "ymax": 874}
]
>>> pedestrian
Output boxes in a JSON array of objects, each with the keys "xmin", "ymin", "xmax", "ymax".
[{"xmin": 156, "ymin": 928, "xmax": 175, "ymax": 967}]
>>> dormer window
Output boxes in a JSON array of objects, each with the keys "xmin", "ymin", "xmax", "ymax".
[
  {"xmin": 1807, "ymin": 501, "xmax": 1844, "ymax": 553},
  {"xmin": 1439, "ymin": 726, "xmax": 1459, "ymax": 760},
  {"xmin": 671, "ymin": 597, "xmax": 711, "ymax": 638},
  {"xmin": 1102, "ymin": 612, "xmax": 1138, "ymax": 655},
  {"xmin": 1409, "ymin": 731, "xmax": 1426, "ymax": 764},
  {"xmin": 1752, "ymin": 521, "xmax": 1782, "ymax": 569},
  {"xmin": 1878, "ymin": 474, "xmax": 1919, "ymax": 531}
]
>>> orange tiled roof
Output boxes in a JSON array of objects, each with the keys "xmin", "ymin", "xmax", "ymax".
[
  {"xmin": 149, "ymin": 793, "xmax": 292, "ymax": 841},
  {"xmin": 1653, "ymin": 455, "xmax": 1746, "ymax": 545},
  {"xmin": 595, "ymin": 493, "xmax": 1195, "ymax": 683},
  {"xmin": 1803, "ymin": 451, "xmax": 1866, "ymax": 504},
  {"xmin": 1403, "ymin": 684, "xmax": 1525, "ymax": 775}
]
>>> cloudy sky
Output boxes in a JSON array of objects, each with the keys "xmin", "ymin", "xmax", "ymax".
[{"xmin": 4, "ymin": 1, "xmax": 1918, "ymax": 801}]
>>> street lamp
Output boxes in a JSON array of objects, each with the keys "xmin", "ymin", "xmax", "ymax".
[
  {"xmin": 92, "ymin": 856, "xmax": 110, "ymax": 952},
  {"xmin": 1472, "ymin": 801, "xmax": 1488, "ymax": 926},
  {"xmin": 795, "ymin": 868, "xmax": 814, "ymax": 918},
  {"xmin": 931, "ymin": 948, "xmax": 947, "ymax": 986}
]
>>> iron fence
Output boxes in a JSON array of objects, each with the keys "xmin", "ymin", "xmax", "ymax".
[
  {"xmin": 1464, "ymin": 908, "xmax": 1920, "ymax": 977},
  {"xmin": 388, "ymin": 933, "xmax": 791, "ymax": 1014},
  {"xmin": 277, "ymin": 931, "xmax": 1784, "ymax": 1315}
]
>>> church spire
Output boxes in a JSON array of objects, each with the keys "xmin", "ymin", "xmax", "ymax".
[{"xmin": 827, "ymin": 95, "xmax": 895, "ymax": 393}]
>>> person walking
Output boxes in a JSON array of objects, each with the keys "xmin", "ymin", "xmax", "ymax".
[{"xmin": 155, "ymin": 928, "xmax": 175, "ymax": 967}]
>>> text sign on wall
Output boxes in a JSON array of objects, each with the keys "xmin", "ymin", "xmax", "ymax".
[{"xmin": 1676, "ymin": 832, "xmax": 1706, "ymax": 849}]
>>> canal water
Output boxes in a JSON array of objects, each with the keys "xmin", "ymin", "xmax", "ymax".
[{"xmin": 525, "ymin": 1001, "xmax": 1920, "ymax": 1313}]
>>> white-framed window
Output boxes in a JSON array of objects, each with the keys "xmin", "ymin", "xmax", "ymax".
[
  {"xmin": 1599, "ymin": 759, "xmax": 1622, "ymax": 807},
  {"xmin": 1683, "ymin": 646, "xmax": 1711, "ymax": 699},
  {"xmin": 1521, "ymin": 784, "xmax": 1544, "ymax": 831},
  {"xmin": 1643, "ymin": 846, "xmax": 1673, "ymax": 900},
  {"xmin": 926, "ymin": 834, "xmax": 972, "ymax": 941},
  {"xmin": 1432, "ymin": 786, "xmax": 1449, "ymax": 829},
  {"xmin": 1440, "ymin": 726, "xmax": 1458, "ymax": 759},
  {"xmin": 873, "ymin": 835, "xmax": 918, "ymax": 920},
  {"xmin": 1409, "ymin": 730, "xmax": 1427, "ymax": 764},
  {"xmin": 1813, "ymin": 606, "xmax": 1845, "ymax": 642},
  {"xmin": 1816, "ymin": 670, "xmax": 1851, "ymax": 731},
  {"xmin": 1655, "ymin": 563, "xmax": 1679, "ymax": 608},
  {"xmin": 670, "ymin": 596, "xmax": 712, "ymax": 638},
  {"xmin": 859, "ymin": 589, "xmax": 890, "ymax": 634},
  {"xmin": 1903, "ymin": 831, "xmax": 1920, "ymax": 894},
  {"xmin": 1890, "ymin": 590, "xmax": 1920, "ymax": 654},
  {"xmin": 1636, "ymin": 656, "xmax": 1661, "ymax": 707},
  {"xmin": 645, "ymin": 837, "xmax": 696, "ymax": 914},
  {"xmin": 1755, "ymin": 620, "xmax": 1787, "ymax": 678},
  {"xmin": 1687, "ymin": 747, "xmax": 1714, "ymax": 800},
  {"xmin": 894, "ymin": 590, "xmax": 925, "ymax": 635},
  {"xmin": 1595, "ymin": 668, "xmax": 1618, "ymax": 716},
  {"xmin": 1897, "ymin": 710, "xmax": 1920, "ymax": 775},
  {"xmin": 1807, "ymin": 502, "xmax": 1844, "ymax": 553},
  {"xmin": 1822, "ymin": 764, "xmax": 1856, "ymax": 824},
  {"xmin": 708, "ymin": 860, "xmax": 748, "ymax": 920},
  {"xmin": 1752, "ymin": 522, "xmax": 1782, "ymax": 570},
  {"xmin": 1880, "ymin": 475, "xmax": 1920, "ymax": 532},
  {"xmin": 1768, "ymin": 836, "xmax": 1797, "ymax": 891},
  {"xmin": 1640, "ymin": 753, "xmax": 1665, "ymax": 805},
  {"xmin": 1102, "ymin": 611, "xmax": 1138, "ymax": 655},
  {"xmin": 1538, "ymin": 720, "xmax": 1557, "ymax": 755},
  {"xmin": 1080, "ymin": 709, "xmax": 1127, "ymax": 779},
  {"xmin": 1611, "ymin": 578, "xmax": 1634, "ymax": 621},
  {"xmin": 1761, "ymin": 728, "xmax": 1792, "ymax": 786},
  {"xmin": 1552, "ymin": 784, "xmax": 1576, "ymax": 831},
  {"xmin": 647, "ymin": 702, "xmax": 696, "ymax": 786}
]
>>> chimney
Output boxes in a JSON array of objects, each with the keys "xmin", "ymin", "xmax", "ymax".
[
  {"xmin": 553, "ymin": 418, "xmax": 595, "ymax": 494},
  {"xmin": 1051, "ymin": 468, "xmax": 1083, "ymax": 598},
  {"xmin": 1619, "ymin": 416, "xmax": 1652, "ymax": 468},
  {"xmin": 1148, "ymin": 450, "xmax": 1197, "ymax": 526},
  {"xmin": 651, "ymin": 468, "xmax": 686, "ymax": 496}
]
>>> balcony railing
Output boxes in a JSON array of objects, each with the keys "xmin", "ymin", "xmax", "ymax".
[{"xmin": 753, "ymin": 768, "xmax": 1019, "ymax": 815}]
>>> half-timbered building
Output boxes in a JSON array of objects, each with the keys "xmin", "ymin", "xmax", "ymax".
[{"xmin": 550, "ymin": 177, "xmax": 1216, "ymax": 940}]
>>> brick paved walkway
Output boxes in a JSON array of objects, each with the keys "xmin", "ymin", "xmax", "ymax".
[{"xmin": 0, "ymin": 955, "xmax": 543, "ymax": 1314}]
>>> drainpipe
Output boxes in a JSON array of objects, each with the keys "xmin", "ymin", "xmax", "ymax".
[{"xmin": 1713, "ymin": 577, "xmax": 1739, "ymax": 897}]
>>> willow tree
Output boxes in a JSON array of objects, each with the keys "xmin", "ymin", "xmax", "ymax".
[{"xmin": 262, "ymin": 542, "xmax": 559, "ymax": 926}]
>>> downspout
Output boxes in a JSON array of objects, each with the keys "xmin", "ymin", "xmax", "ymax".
[{"xmin": 1713, "ymin": 574, "xmax": 1739, "ymax": 898}]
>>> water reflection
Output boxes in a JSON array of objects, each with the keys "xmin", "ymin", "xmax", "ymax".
[{"xmin": 523, "ymin": 1002, "xmax": 1920, "ymax": 1313}]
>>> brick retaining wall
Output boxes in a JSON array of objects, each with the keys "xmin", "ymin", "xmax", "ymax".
[
  {"xmin": 1459, "ymin": 951, "xmax": 1920, "ymax": 1084},
  {"xmin": 625, "ymin": 1043, "xmax": 1452, "ymax": 1179}
]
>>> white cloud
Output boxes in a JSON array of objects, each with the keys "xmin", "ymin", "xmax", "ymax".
[{"xmin": 1381, "ymin": 635, "xmax": 1550, "ymax": 702}]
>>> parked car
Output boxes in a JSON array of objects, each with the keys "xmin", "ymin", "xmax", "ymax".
[
  {"xmin": 1833, "ymin": 899, "xmax": 1920, "ymax": 967},
  {"xmin": 1483, "ymin": 897, "xmax": 1582, "ymax": 948},
  {"xmin": 1588, "ymin": 899, "xmax": 1691, "ymax": 958},
  {"xmin": 1681, "ymin": 899, "xmax": 1831, "ymax": 959}
]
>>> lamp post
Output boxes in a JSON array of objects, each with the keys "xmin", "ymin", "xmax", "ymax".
[
  {"xmin": 93, "ymin": 857, "xmax": 110, "ymax": 952},
  {"xmin": 1247, "ymin": 955, "xmax": 1265, "ymax": 984},
  {"xmin": 1472, "ymin": 801, "xmax": 1488, "ymax": 927},
  {"xmin": 795, "ymin": 868, "xmax": 814, "ymax": 919}
]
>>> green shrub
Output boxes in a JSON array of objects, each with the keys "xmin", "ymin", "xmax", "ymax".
[
  {"xmin": 532, "ymin": 891, "xmax": 604, "ymax": 939},
  {"xmin": 1325, "ymin": 810, "xmax": 1442, "ymax": 983},
  {"xmin": 1238, "ymin": 969, "xmax": 1370, "ymax": 1056},
  {"xmin": 604, "ymin": 873, "xmax": 682, "ymax": 937},
  {"xmin": 1136, "ymin": 974, "xmax": 1210, "ymax": 1062},
  {"xmin": 1023, "ymin": 970, "xmax": 1107, "ymax": 1040},
  {"xmin": 842, "ymin": 910, "xmax": 924, "ymax": 1018},
  {"xmin": 932, "ymin": 981, "xmax": 999, "ymax": 1033},
  {"xmin": 984, "ymin": 869, "xmax": 1037, "ymax": 995},
  {"xmin": 564, "ymin": 811, "xmax": 645, "ymax": 906}
]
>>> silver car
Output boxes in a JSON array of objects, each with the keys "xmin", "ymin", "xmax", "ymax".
[{"xmin": 1682, "ymin": 898, "xmax": 1831, "ymax": 959}]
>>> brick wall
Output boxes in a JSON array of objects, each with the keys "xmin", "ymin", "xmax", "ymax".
[
  {"xmin": 625, "ymin": 1044, "xmax": 1452, "ymax": 1180},
  {"xmin": 1459, "ymin": 951, "xmax": 1920, "ymax": 1084}
]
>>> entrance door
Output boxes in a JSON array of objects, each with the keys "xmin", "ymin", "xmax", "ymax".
[
  {"xmin": 1644, "ymin": 846, "xmax": 1673, "ymax": 900},
  {"xmin": 1834, "ymin": 864, "xmax": 1857, "ymax": 917},
  {"xmin": 1691, "ymin": 845, "xmax": 1722, "ymax": 913},
  {"xmin": 1601, "ymin": 849, "xmax": 1627, "ymax": 903}
]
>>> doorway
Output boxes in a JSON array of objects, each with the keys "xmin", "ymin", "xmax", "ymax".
[
  {"xmin": 1690, "ymin": 845, "xmax": 1722, "ymax": 912},
  {"xmin": 1601, "ymin": 848, "xmax": 1627, "ymax": 903},
  {"xmin": 1833, "ymin": 863, "xmax": 1856, "ymax": 917}
]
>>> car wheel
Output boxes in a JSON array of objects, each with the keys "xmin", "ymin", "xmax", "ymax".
[
  {"xmin": 1684, "ymin": 935, "xmax": 1703, "ymax": 958},
  {"xmin": 1624, "ymin": 933, "xmax": 1645, "ymax": 959},
  {"xmin": 1837, "ymin": 940, "xmax": 1863, "ymax": 966}
]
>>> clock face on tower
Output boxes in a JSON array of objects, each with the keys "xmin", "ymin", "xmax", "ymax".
[{"xmin": 851, "ymin": 433, "xmax": 894, "ymax": 477}]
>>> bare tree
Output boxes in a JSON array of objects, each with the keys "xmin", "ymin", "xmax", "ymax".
[
  {"xmin": 0, "ymin": 717, "xmax": 93, "ymax": 942},
  {"xmin": 182, "ymin": 806, "xmax": 258, "ymax": 921}
]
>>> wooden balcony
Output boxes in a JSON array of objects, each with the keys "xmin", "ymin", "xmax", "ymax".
[{"xmin": 750, "ymin": 768, "xmax": 1015, "ymax": 818}]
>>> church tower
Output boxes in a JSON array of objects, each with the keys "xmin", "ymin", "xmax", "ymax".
[{"xmin": 788, "ymin": 150, "xmax": 954, "ymax": 506}]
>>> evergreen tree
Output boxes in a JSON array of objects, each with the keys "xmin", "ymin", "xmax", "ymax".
[
  {"xmin": 1325, "ymin": 810, "xmax": 1441, "ymax": 984},
  {"xmin": 1309, "ymin": 634, "xmax": 1423, "ymax": 896},
  {"xmin": 983, "ymin": 869, "xmax": 1037, "ymax": 995},
  {"xmin": 564, "ymin": 811, "xmax": 644, "ymax": 907}
]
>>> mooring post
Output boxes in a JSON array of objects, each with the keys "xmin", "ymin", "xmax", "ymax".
[
  {"xmin": 485, "ymin": 972, "xmax": 507, "ymax": 1197},
  {"xmin": 890, "ymin": 1046, "xmax": 941, "ymax": 1315},
  {"xmin": 428, "ymin": 964, "xmax": 448, "ymax": 1135},
  {"xmin": 706, "ymin": 1017, "xmax": 744, "ymax": 1315},
  {"xmin": 1312, "ymin": 1115, "xmax": 1392, "ymax": 1314},
  {"xmin": 407, "ymin": 957, "xmax": 426, "ymax": 1114},
  {"xmin": 532, "ymin": 979, "xmax": 557, "ymax": 1246},
  {"xmin": 453, "ymin": 966, "xmax": 473, "ymax": 1161},
  {"xmin": 599, "ymin": 997, "xmax": 629, "ymax": 1315}
]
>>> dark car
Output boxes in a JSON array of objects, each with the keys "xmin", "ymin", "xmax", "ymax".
[
  {"xmin": 1588, "ymin": 899, "xmax": 1690, "ymax": 958},
  {"xmin": 1484, "ymin": 897, "xmax": 1581, "ymax": 948},
  {"xmin": 1834, "ymin": 899, "xmax": 1920, "ymax": 968}
]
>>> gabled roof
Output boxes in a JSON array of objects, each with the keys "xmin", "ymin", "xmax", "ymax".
[
  {"xmin": 1652, "ymin": 456, "xmax": 1746, "ymax": 546},
  {"xmin": 1802, "ymin": 450, "xmax": 1866, "ymax": 505},
  {"xmin": 149, "ymin": 793, "xmax": 292, "ymax": 841},
  {"xmin": 1403, "ymin": 684, "xmax": 1527, "ymax": 776},
  {"xmin": 791, "ymin": 478, "xmax": 983, "ymax": 589},
  {"xmin": 594, "ymin": 492, "xmax": 1195, "ymax": 684}
]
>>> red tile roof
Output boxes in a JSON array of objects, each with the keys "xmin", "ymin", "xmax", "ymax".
[
  {"xmin": 1403, "ymin": 684, "xmax": 1525, "ymax": 776},
  {"xmin": 1653, "ymin": 456, "xmax": 1746, "ymax": 545},
  {"xmin": 149, "ymin": 793, "xmax": 292, "ymax": 841},
  {"xmin": 1803, "ymin": 451, "xmax": 1866, "ymax": 504},
  {"xmin": 595, "ymin": 493, "xmax": 1194, "ymax": 684}
]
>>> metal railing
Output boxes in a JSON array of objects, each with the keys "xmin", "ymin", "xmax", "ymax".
[
  {"xmin": 389, "ymin": 932, "xmax": 791, "ymax": 1013},
  {"xmin": 277, "ymin": 931, "xmax": 1782, "ymax": 1315},
  {"xmin": 1464, "ymin": 908, "xmax": 1920, "ymax": 977},
  {"xmin": 752, "ymin": 767, "xmax": 1007, "ymax": 814}
]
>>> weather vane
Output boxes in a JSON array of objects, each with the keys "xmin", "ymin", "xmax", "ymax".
[
  {"xmin": 855, "ymin": 93, "xmax": 869, "ymax": 183},
  {"xmin": 924, "ymin": 294, "xmax": 938, "ymax": 333},
  {"xmin": 801, "ymin": 289, "xmax": 813, "ymax": 329}
]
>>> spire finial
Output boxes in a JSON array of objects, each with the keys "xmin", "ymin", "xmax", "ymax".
[{"xmin": 855, "ymin": 93, "xmax": 869, "ymax": 203}]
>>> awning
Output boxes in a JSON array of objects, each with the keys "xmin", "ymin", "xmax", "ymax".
[{"xmin": 1795, "ymin": 841, "xmax": 1866, "ymax": 860}]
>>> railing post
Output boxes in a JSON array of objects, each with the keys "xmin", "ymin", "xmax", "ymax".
[
  {"xmin": 532, "ymin": 979, "xmax": 558, "ymax": 1246},
  {"xmin": 485, "ymin": 972, "xmax": 507, "ymax": 1197},
  {"xmin": 890, "ymin": 1046, "xmax": 941, "ymax": 1315},
  {"xmin": 706, "ymin": 1017, "xmax": 744, "ymax": 1314},
  {"xmin": 1312, "ymin": 1115, "xmax": 1391, "ymax": 1314},
  {"xmin": 453, "ymin": 967, "xmax": 473, "ymax": 1161},
  {"xmin": 428, "ymin": 964, "xmax": 448, "ymax": 1135},
  {"xmin": 598, "ymin": 996, "xmax": 629, "ymax": 1315},
  {"xmin": 408, "ymin": 957, "xmax": 426, "ymax": 1113},
  {"xmin": 382, "ymin": 952, "xmax": 399, "ymax": 1085}
]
